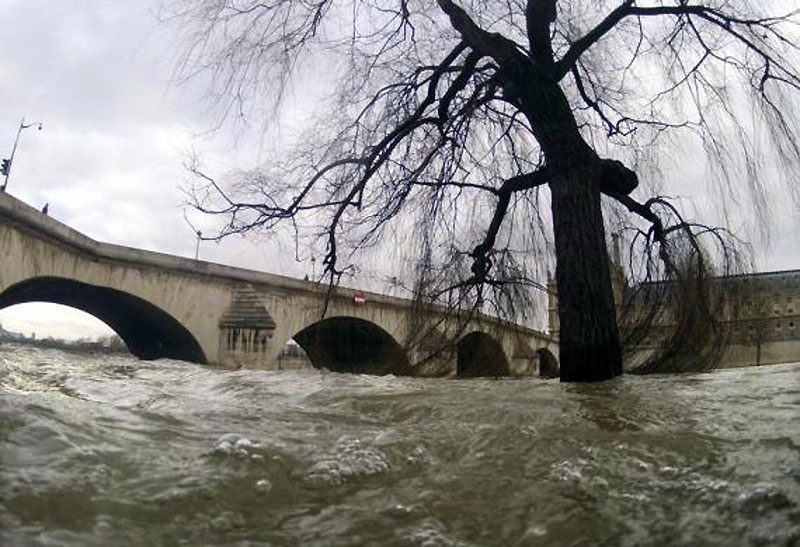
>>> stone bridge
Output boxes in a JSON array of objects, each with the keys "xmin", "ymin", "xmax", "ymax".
[{"xmin": 0, "ymin": 192, "xmax": 558, "ymax": 376}]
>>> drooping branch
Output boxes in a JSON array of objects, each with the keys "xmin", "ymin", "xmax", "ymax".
[
  {"xmin": 556, "ymin": 1, "xmax": 800, "ymax": 87},
  {"xmin": 571, "ymin": 65, "xmax": 621, "ymax": 137},
  {"xmin": 470, "ymin": 167, "xmax": 550, "ymax": 281}
]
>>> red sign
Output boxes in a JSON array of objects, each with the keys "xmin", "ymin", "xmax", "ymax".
[{"xmin": 353, "ymin": 292, "xmax": 366, "ymax": 306}]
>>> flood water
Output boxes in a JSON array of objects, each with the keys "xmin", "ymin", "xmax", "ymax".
[{"xmin": 1, "ymin": 343, "xmax": 798, "ymax": 546}]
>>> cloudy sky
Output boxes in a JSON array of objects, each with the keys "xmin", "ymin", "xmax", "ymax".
[
  {"xmin": 0, "ymin": 0, "xmax": 798, "ymax": 339},
  {"xmin": 0, "ymin": 0, "xmax": 291, "ymax": 338}
]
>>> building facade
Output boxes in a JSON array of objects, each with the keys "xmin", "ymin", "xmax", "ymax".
[
  {"xmin": 547, "ymin": 265, "xmax": 800, "ymax": 368},
  {"xmin": 722, "ymin": 269, "xmax": 800, "ymax": 366}
]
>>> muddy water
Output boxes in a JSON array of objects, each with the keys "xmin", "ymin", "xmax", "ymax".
[{"xmin": 1, "ymin": 343, "xmax": 798, "ymax": 546}]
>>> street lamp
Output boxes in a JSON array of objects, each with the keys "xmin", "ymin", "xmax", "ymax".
[
  {"xmin": 183, "ymin": 210, "xmax": 203, "ymax": 260},
  {"xmin": 1, "ymin": 117, "xmax": 44, "ymax": 192},
  {"xmin": 194, "ymin": 230, "xmax": 202, "ymax": 260}
]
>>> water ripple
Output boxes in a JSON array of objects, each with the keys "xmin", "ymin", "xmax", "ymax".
[{"xmin": 1, "ymin": 343, "xmax": 799, "ymax": 546}]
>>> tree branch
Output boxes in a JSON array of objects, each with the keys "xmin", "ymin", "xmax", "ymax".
[
  {"xmin": 555, "ymin": 2, "xmax": 800, "ymax": 85},
  {"xmin": 437, "ymin": 0, "xmax": 527, "ymax": 66},
  {"xmin": 525, "ymin": 0, "xmax": 557, "ymax": 71},
  {"xmin": 470, "ymin": 167, "xmax": 549, "ymax": 280},
  {"xmin": 555, "ymin": 0, "xmax": 635, "ymax": 79}
]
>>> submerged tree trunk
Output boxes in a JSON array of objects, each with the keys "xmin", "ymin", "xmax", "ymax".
[
  {"xmin": 513, "ymin": 66, "xmax": 624, "ymax": 382},
  {"xmin": 550, "ymin": 161, "xmax": 623, "ymax": 382}
]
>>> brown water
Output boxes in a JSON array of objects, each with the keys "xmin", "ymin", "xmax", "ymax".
[{"xmin": 1, "ymin": 343, "xmax": 798, "ymax": 546}]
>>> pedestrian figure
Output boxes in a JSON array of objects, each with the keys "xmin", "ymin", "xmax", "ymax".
[{"xmin": 41, "ymin": 203, "xmax": 48, "ymax": 215}]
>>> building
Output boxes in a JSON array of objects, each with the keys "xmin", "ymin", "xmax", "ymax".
[
  {"xmin": 0, "ymin": 322, "xmax": 27, "ymax": 342},
  {"xmin": 721, "ymin": 269, "xmax": 800, "ymax": 366},
  {"xmin": 547, "ymin": 264, "xmax": 800, "ymax": 369}
]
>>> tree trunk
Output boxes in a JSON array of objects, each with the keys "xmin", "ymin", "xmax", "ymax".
[
  {"xmin": 508, "ymin": 61, "xmax": 623, "ymax": 382},
  {"xmin": 550, "ymin": 161, "xmax": 623, "ymax": 382}
]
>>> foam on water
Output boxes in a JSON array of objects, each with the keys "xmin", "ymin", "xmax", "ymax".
[
  {"xmin": 210, "ymin": 433, "xmax": 262, "ymax": 459},
  {"xmin": 303, "ymin": 436, "xmax": 391, "ymax": 487}
]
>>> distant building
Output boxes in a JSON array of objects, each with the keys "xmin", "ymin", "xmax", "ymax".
[
  {"xmin": 626, "ymin": 268, "xmax": 800, "ymax": 368},
  {"xmin": 547, "ymin": 265, "xmax": 800, "ymax": 368},
  {"xmin": 721, "ymin": 269, "xmax": 800, "ymax": 365},
  {"xmin": 0, "ymin": 321, "xmax": 26, "ymax": 342}
]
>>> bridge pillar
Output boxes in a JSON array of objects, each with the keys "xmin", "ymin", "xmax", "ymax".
[
  {"xmin": 407, "ymin": 348, "xmax": 456, "ymax": 377},
  {"xmin": 217, "ymin": 286, "xmax": 277, "ymax": 369},
  {"xmin": 504, "ymin": 337, "xmax": 539, "ymax": 376},
  {"xmin": 508, "ymin": 355, "xmax": 538, "ymax": 376},
  {"xmin": 406, "ymin": 329, "xmax": 459, "ymax": 376}
]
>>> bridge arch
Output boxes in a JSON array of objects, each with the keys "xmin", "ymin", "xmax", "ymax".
[
  {"xmin": 456, "ymin": 331, "xmax": 510, "ymax": 377},
  {"xmin": 537, "ymin": 347, "xmax": 559, "ymax": 378},
  {"xmin": 289, "ymin": 316, "xmax": 411, "ymax": 375},
  {"xmin": 0, "ymin": 277, "xmax": 207, "ymax": 363}
]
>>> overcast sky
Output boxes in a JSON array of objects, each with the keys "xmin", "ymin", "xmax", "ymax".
[
  {"xmin": 0, "ymin": 0, "xmax": 798, "ymax": 339},
  {"xmin": 0, "ymin": 0, "xmax": 298, "ymax": 338}
]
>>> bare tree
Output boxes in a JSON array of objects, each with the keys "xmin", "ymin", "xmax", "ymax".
[{"xmin": 165, "ymin": 0, "xmax": 800, "ymax": 381}]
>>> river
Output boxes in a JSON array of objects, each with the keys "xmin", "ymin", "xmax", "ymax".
[{"xmin": 1, "ymin": 343, "xmax": 798, "ymax": 546}]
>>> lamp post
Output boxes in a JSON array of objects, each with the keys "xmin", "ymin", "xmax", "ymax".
[
  {"xmin": 183, "ymin": 210, "xmax": 203, "ymax": 260},
  {"xmin": 1, "ymin": 117, "xmax": 43, "ymax": 192}
]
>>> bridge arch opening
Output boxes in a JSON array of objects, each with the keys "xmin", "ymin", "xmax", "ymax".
[
  {"xmin": 0, "ymin": 302, "xmax": 130, "ymax": 351},
  {"xmin": 537, "ymin": 348, "xmax": 559, "ymax": 378},
  {"xmin": 456, "ymin": 331, "xmax": 510, "ymax": 377},
  {"xmin": 0, "ymin": 277, "xmax": 207, "ymax": 363},
  {"xmin": 291, "ymin": 316, "xmax": 411, "ymax": 375}
]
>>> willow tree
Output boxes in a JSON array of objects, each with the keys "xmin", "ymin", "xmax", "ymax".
[{"xmin": 167, "ymin": 0, "xmax": 800, "ymax": 382}]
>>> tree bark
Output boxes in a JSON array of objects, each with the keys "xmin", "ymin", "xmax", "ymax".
[{"xmin": 550, "ymin": 160, "xmax": 623, "ymax": 382}]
